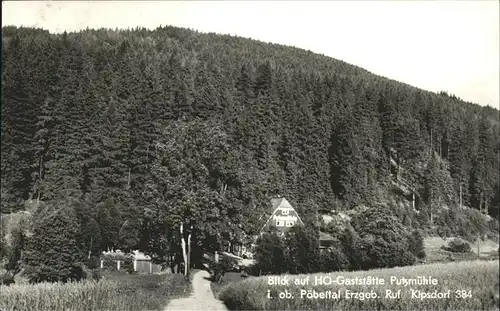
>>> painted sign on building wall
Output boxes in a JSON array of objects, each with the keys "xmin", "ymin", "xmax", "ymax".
[{"xmin": 261, "ymin": 197, "xmax": 305, "ymax": 233}]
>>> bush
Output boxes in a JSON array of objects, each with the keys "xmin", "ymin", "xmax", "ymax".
[
  {"xmin": 353, "ymin": 236, "xmax": 415, "ymax": 270},
  {"xmin": 284, "ymin": 226, "xmax": 320, "ymax": 274},
  {"xmin": 0, "ymin": 272, "xmax": 15, "ymax": 286},
  {"xmin": 209, "ymin": 256, "xmax": 236, "ymax": 283},
  {"xmin": 436, "ymin": 225, "xmax": 453, "ymax": 238},
  {"xmin": 436, "ymin": 208, "xmax": 496, "ymax": 242},
  {"xmin": 0, "ymin": 235, "xmax": 6, "ymax": 261},
  {"xmin": 86, "ymin": 256, "xmax": 100, "ymax": 270},
  {"xmin": 408, "ymin": 230, "xmax": 426, "ymax": 259},
  {"xmin": 339, "ymin": 225, "xmax": 359, "ymax": 271},
  {"xmin": 23, "ymin": 203, "xmax": 85, "ymax": 283},
  {"xmin": 102, "ymin": 258, "xmax": 118, "ymax": 271},
  {"xmin": 122, "ymin": 258, "xmax": 134, "ymax": 273},
  {"xmin": 349, "ymin": 206, "xmax": 416, "ymax": 270},
  {"xmin": 441, "ymin": 238, "xmax": 472, "ymax": 253},
  {"xmin": 4, "ymin": 225, "xmax": 24, "ymax": 276},
  {"xmin": 100, "ymin": 252, "xmax": 134, "ymax": 273},
  {"xmin": 220, "ymin": 255, "xmax": 239, "ymax": 272},
  {"xmin": 319, "ymin": 248, "xmax": 349, "ymax": 272},
  {"xmin": 80, "ymin": 263, "xmax": 102, "ymax": 281},
  {"xmin": 253, "ymin": 232, "xmax": 286, "ymax": 276}
]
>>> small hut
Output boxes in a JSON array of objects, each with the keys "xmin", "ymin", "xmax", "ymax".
[{"xmin": 132, "ymin": 250, "xmax": 163, "ymax": 274}]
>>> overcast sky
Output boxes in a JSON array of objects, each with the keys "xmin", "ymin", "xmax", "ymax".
[{"xmin": 2, "ymin": 1, "xmax": 499, "ymax": 108}]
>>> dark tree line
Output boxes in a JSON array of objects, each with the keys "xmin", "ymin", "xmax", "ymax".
[{"xmin": 1, "ymin": 26, "xmax": 499, "ymax": 275}]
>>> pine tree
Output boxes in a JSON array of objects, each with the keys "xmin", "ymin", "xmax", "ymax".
[
  {"xmin": 424, "ymin": 152, "xmax": 455, "ymax": 224},
  {"xmin": 1, "ymin": 34, "xmax": 39, "ymax": 209}
]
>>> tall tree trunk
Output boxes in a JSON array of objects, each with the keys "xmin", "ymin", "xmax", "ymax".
[
  {"xmin": 412, "ymin": 192, "xmax": 415, "ymax": 210},
  {"xmin": 180, "ymin": 223, "xmax": 192, "ymax": 278},
  {"xmin": 180, "ymin": 223, "xmax": 188, "ymax": 277},
  {"xmin": 459, "ymin": 182, "xmax": 462, "ymax": 208},
  {"xmin": 430, "ymin": 128, "xmax": 433, "ymax": 155},
  {"xmin": 187, "ymin": 225, "xmax": 192, "ymax": 275},
  {"xmin": 127, "ymin": 168, "xmax": 131, "ymax": 189},
  {"xmin": 88, "ymin": 236, "xmax": 93, "ymax": 259},
  {"xmin": 37, "ymin": 156, "xmax": 43, "ymax": 203},
  {"xmin": 429, "ymin": 189, "xmax": 433, "ymax": 225}
]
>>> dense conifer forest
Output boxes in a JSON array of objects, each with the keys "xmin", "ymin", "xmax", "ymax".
[{"xmin": 1, "ymin": 26, "xmax": 499, "ymax": 274}]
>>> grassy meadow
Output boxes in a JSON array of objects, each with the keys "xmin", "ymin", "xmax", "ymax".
[
  {"xmin": 219, "ymin": 260, "xmax": 499, "ymax": 311},
  {"xmin": 0, "ymin": 271, "xmax": 192, "ymax": 311}
]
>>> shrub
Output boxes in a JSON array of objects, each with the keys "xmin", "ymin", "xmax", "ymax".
[
  {"xmin": 339, "ymin": 225, "xmax": 359, "ymax": 270},
  {"xmin": 79, "ymin": 262, "xmax": 102, "ymax": 281},
  {"xmin": 220, "ymin": 255, "xmax": 239, "ymax": 272},
  {"xmin": 122, "ymin": 258, "xmax": 134, "ymax": 273},
  {"xmin": 209, "ymin": 256, "xmax": 236, "ymax": 283},
  {"xmin": 0, "ymin": 272, "xmax": 15, "ymax": 286},
  {"xmin": 86, "ymin": 256, "xmax": 100, "ymax": 270},
  {"xmin": 441, "ymin": 238, "xmax": 472, "ymax": 253},
  {"xmin": 416, "ymin": 208, "xmax": 430, "ymax": 227},
  {"xmin": 349, "ymin": 206, "xmax": 416, "ymax": 270},
  {"xmin": 253, "ymin": 232, "xmax": 286, "ymax": 275},
  {"xmin": 4, "ymin": 225, "xmax": 24, "ymax": 276},
  {"xmin": 436, "ymin": 207, "xmax": 496, "ymax": 242},
  {"xmin": 23, "ymin": 203, "xmax": 85, "ymax": 283},
  {"xmin": 488, "ymin": 218, "xmax": 499, "ymax": 232},
  {"xmin": 408, "ymin": 229, "xmax": 426, "ymax": 259},
  {"xmin": 437, "ymin": 225, "xmax": 453, "ymax": 239},
  {"xmin": 100, "ymin": 252, "xmax": 134, "ymax": 273},
  {"xmin": 354, "ymin": 236, "xmax": 415, "ymax": 270},
  {"xmin": 284, "ymin": 226, "xmax": 320, "ymax": 274},
  {"xmin": 319, "ymin": 248, "xmax": 349, "ymax": 272},
  {"xmin": 102, "ymin": 258, "xmax": 118, "ymax": 271},
  {"xmin": 0, "ymin": 236, "xmax": 6, "ymax": 260}
]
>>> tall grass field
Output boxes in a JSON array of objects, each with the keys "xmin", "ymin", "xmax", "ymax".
[
  {"xmin": 219, "ymin": 260, "xmax": 499, "ymax": 310},
  {"xmin": 0, "ymin": 272, "xmax": 192, "ymax": 311}
]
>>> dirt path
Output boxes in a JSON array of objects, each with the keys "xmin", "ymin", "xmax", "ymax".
[{"xmin": 164, "ymin": 270, "xmax": 228, "ymax": 311}]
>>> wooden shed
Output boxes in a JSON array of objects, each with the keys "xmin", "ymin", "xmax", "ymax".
[{"xmin": 132, "ymin": 250, "xmax": 163, "ymax": 274}]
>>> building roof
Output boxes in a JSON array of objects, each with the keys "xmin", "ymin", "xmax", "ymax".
[
  {"xmin": 101, "ymin": 250, "xmax": 152, "ymax": 260},
  {"xmin": 133, "ymin": 250, "xmax": 151, "ymax": 260},
  {"xmin": 319, "ymin": 231, "xmax": 335, "ymax": 242},
  {"xmin": 271, "ymin": 197, "xmax": 281, "ymax": 210}
]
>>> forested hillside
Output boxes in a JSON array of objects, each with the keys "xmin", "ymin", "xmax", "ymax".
[{"xmin": 1, "ymin": 26, "xmax": 499, "ymax": 263}]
